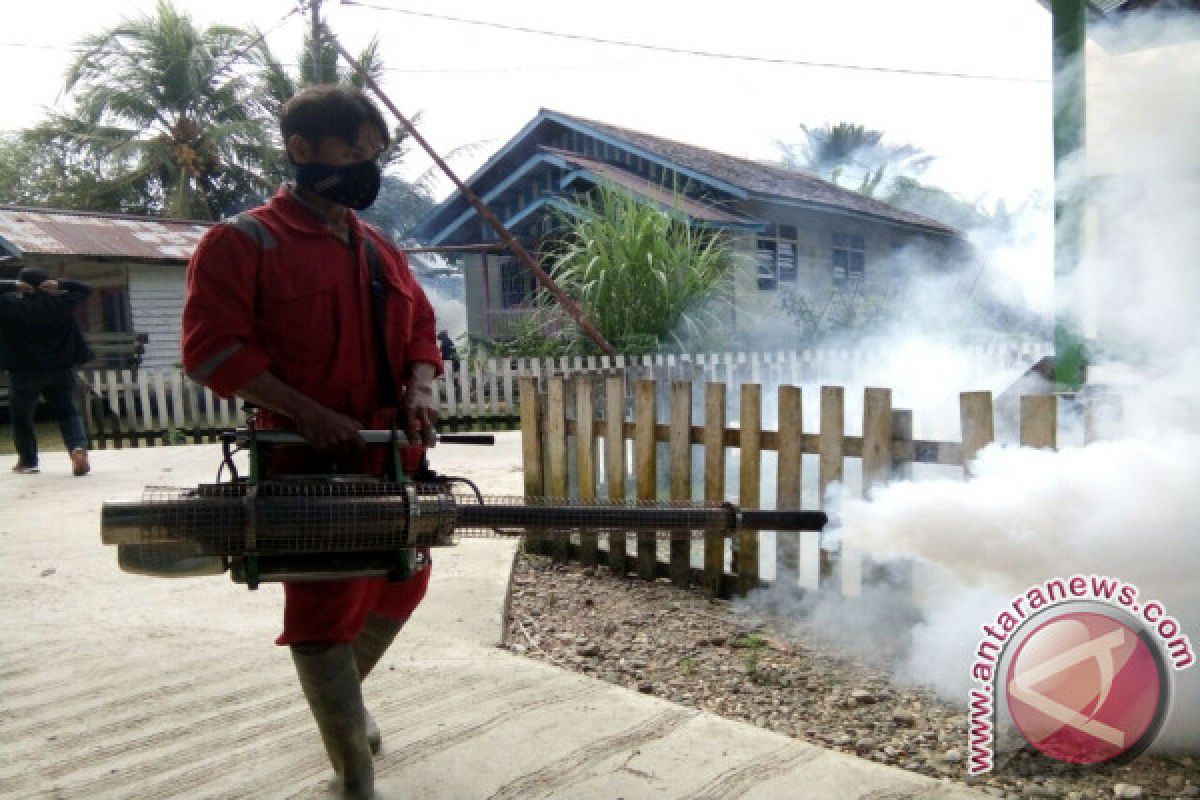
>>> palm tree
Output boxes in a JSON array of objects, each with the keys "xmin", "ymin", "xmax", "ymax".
[
  {"xmin": 779, "ymin": 122, "xmax": 932, "ymax": 198},
  {"xmin": 31, "ymin": 1, "xmax": 285, "ymax": 219}
]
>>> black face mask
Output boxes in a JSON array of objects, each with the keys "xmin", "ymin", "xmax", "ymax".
[{"xmin": 294, "ymin": 159, "xmax": 382, "ymax": 210}]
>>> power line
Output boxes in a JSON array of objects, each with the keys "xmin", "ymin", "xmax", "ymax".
[
  {"xmin": 340, "ymin": 1, "xmax": 1049, "ymax": 84},
  {"xmin": 0, "ymin": 39, "xmax": 622, "ymax": 75}
]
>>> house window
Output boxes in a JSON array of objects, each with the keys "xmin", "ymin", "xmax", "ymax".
[
  {"xmin": 499, "ymin": 257, "xmax": 534, "ymax": 308},
  {"xmin": 756, "ymin": 225, "xmax": 799, "ymax": 290},
  {"xmin": 832, "ymin": 232, "xmax": 865, "ymax": 289},
  {"xmin": 99, "ymin": 288, "xmax": 132, "ymax": 332}
]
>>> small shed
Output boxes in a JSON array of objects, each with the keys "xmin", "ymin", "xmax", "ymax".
[{"xmin": 0, "ymin": 206, "xmax": 212, "ymax": 368}]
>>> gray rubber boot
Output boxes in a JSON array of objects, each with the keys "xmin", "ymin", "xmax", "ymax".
[
  {"xmin": 351, "ymin": 613, "xmax": 404, "ymax": 755},
  {"xmin": 291, "ymin": 643, "xmax": 375, "ymax": 800}
]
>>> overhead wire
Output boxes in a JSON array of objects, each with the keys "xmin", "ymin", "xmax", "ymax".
[{"xmin": 339, "ymin": 0, "xmax": 1049, "ymax": 84}]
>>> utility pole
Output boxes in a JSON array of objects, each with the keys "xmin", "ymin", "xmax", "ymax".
[
  {"xmin": 309, "ymin": 0, "xmax": 324, "ymax": 84},
  {"xmin": 1051, "ymin": 0, "xmax": 1087, "ymax": 389}
]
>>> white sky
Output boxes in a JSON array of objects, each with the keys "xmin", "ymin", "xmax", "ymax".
[{"xmin": 0, "ymin": 0, "xmax": 1055, "ymax": 206}]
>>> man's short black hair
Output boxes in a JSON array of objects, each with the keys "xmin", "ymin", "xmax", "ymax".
[
  {"xmin": 280, "ymin": 85, "xmax": 390, "ymax": 157},
  {"xmin": 17, "ymin": 267, "xmax": 48, "ymax": 288}
]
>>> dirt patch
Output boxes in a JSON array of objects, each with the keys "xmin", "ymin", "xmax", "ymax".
[{"xmin": 506, "ymin": 553, "xmax": 1198, "ymax": 800}]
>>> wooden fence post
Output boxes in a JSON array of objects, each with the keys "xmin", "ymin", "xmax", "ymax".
[
  {"xmin": 703, "ymin": 382, "xmax": 727, "ymax": 595},
  {"xmin": 1021, "ymin": 395, "xmax": 1057, "ymax": 449},
  {"xmin": 634, "ymin": 379, "xmax": 658, "ymax": 581},
  {"xmin": 575, "ymin": 374, "xmax": 598, "ymax": 566},
  {"xmin": 891, "ymin": 409, "xmax": 914, "ymax": 481},
  {"xmin": 862, "ymin": 388, "xmax": 893, "ymax": 494},
  {"xmin": 545, "ymin": 377, "xmax": 568, "ymax": 561},
  {"xmin": 817, "ymin": 386, "xmax": 844, "ymax": 586},
  {"xmin": 959, "ymin": 391, "xmax": 995, "ymax": 476},
  {"xmin": 605, "ymin": 375, "xmax": 627, "ymax": 576},
  {"xmin": 736, "ymin": 383, "xmax": 762, "ymax": 595},
  {"xmin": 776, "ymin": 385, "xmax": 803, "ymax": 584},
  {"xmin": 519, "ymin": 376, "xmax": 544, "ymax": 553},
  {"xmin": 668, "ymin": 380, "xmax": 693, "ymax": 587}
]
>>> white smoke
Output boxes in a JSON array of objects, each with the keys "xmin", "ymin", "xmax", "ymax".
[{"xmin": 749, "ymin": 11, "xmax": 1200, "ymax": 752}]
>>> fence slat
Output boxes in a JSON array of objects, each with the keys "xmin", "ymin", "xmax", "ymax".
[
  {"xmin": 776, "ymin": 385, "xmax": 802, "ymax": 582},
  {"xmin": 444, "ymin": 362, "xmax": 459, "ymax": 418},
  {"xmin": 459, "ymin": 358, "xmax": 473, "ymax": 416},
  {"xmin": 105, "ymin": 370, "xmax": 124, "ymax": 449},
  {"xmin": 121, "ymin": 369, "xmax": 141, "ymax": 447},
  {"xmin": 575, "ymin": 375, "xmax": 598, "ymax": 566},
  {"xmin": 703, "ymin": 382, "xmax": 727, "ymax": 595},
  {"xmin": 545, "ymin": 377, "xmax": 568, "ymax": 562},
  {"xmin": 668, "ymin": 381, "xmax": 692, "ymax": 587},
  {"xmin": 862, "ymin": 388, "xmax": 893, "ymax": 494},
  {"xmin": 519, "ymin": 376, "xmax": 543, "ymax": 514},
  {"xmin": 488, "ymin": 359, "xmax": 500, "ymax": 416},
  {"xmin": 1020, "ymin": 395, "xmax": 1057, "ymax": 449},
  {"xmin": 960, "ymin": 391, "xmax": 995, "ymax": 476},
  {"xmin": 152, "ymin": 370, "xmax": 169, "ymax": 433},
  {"xmin": 817, "ymin": 386, "xmax": 844, "ymax": 585},
  {"xmin": 736, "ymin": 384, "xmax": 762, "ymax": 594},
  {"xmin": 634, "ymin": 379, "xmax": 657, "ymax": 581},
  {"xmin": 169, "ymin": 371, "xmax": 186, "ymax": 430},
  {"xmin": 79, "ymin": 371, "xmax": 98, "ymax": 449},
  {"xmin": 605, "ymin": 375, "xmax": 626, "ymax": 575},
  {"xmin": 137, "ymin": 370, "xmax": 154, "ymax": 440}
]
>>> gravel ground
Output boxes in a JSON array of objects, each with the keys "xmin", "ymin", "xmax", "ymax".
[{"xmin": 505, "ymin": 553, "xmax": 1198, "ymax": 800}]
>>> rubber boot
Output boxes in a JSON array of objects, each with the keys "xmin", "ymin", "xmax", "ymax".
[
  {"xmin": 291, "ymin": 643, "xmax": 375, "ymax": 800},
  {"xmin": 351, "ymin": 613, "xmax": 403, "ymax": 755}
]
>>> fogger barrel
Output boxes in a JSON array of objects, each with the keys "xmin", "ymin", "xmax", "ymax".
[
  {"xmin": 101, "ymin": 483, "xmax": 827, "ymax": 553},
  {"xmin": 100, "ymin": 428, "xmax": 826, "ymax": 584}
]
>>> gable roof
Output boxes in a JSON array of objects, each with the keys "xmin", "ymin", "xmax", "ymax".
[
  {"xmin": 548, "ymin": 111, "xmax": 957, "ymax": 235},
  {"xmin": 545, "ymin": 147, "xmax": 759, "ymax": 228},
  {"xmin": 415, "ymin": 109, "xmax": 958, "ymax": 244},
  {"xmin": 0, "ymin": 205, "xmax": 214, "ymax": 264}
]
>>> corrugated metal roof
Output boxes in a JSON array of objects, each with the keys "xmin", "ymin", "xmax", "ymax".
[
  {"xmin": 548, "ymin": 112, "xmax": 958, "ymax": 236},
  {"xmin": 542, "ymin": 147, "xmax": 758, "ymax": 226},
  {"xmin": 0, "ymin": 206, "xmax": 213, "ymax": 263}
]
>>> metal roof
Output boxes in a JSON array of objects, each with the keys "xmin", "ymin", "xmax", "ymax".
[
  {"xmin": 543, "ymin": 147, "xmax": 760, "ymax": 227},
  {"xmin": 549, "ymin": 112, "xmax": 959, "ymax": 236},
  {"xmin": 0, "ymin": 206, "xmax": 213, "ymax": 264}
]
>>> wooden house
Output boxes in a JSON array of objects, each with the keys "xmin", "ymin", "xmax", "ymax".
[
  {"xmin": 0, "ymin": 205, "xmax": 212, "ymax": 369},
  {"xmin": 413, "ymin": 110, "xmax": 967, "ymax": 344}
]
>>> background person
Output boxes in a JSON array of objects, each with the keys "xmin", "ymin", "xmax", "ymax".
[{"xmin": 0, "ymin": 268, "xmax": 92, "ymax": 475}]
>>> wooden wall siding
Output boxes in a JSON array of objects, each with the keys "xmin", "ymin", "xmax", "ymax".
[
  {"xmin": 127, "ymin": 265, "xmax": 185, "ymax": 369},
  {"xmin": 522, "ymin": 376, "xmax": 1066, "ymax": 598}
]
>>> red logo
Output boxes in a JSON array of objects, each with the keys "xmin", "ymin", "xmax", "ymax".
[{"xmin": 1006, "ymin": 611, "xmax": 1166, "ymax": 764}]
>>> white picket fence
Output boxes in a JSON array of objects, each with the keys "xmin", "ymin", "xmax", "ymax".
[{"xmin": 76, "ymin": 340, "xmax": 1050, "ymax": 445}]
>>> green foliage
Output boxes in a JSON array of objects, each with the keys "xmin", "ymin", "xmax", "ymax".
[
  {"xmin": 20, "ymin": 0, "xmax": 290, "ymax": 219},
  {"xmin": 730, "ymin": 632, "xmax": 767, "ymax": 649},
  {"xmin": 779, "ymin": 122, "xmax": 932, "ymax": 198},
  {"xmin": 779, "ymin": 121, "xmax": 1009, "ymax": 233},
  {"xmin": 0, "ymin": 1, "xmax": 430, "ymax": 226},
  {"xmin": 495, "ymin": 185, "xmax": 732, "ymax": 357},
  {"xmin": 358, "ymin": 174, "xmax": 434, "ymax": 241},
  {"xmin": 779, "ymin": 287, "xmax": 900, "ymax": 347}
]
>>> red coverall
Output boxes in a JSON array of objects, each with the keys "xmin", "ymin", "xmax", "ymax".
[{"xmin": 182, "ymin": 187, "xmax": 443, "ymax": 645}]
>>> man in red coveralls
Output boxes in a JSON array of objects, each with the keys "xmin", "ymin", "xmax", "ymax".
[{"xmin": 182, "ymin": 86, "xmax": 441, "ymax": 799}]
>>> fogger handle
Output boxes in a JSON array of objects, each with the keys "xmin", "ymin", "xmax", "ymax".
[{"xmin": 226, "ymin": 429, "xmax": 495, "ymax": 447}]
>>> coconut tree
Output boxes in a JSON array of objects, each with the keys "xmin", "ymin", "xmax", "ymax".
[
  {"xmin": 779, "ymin": 122, "xmax": 932, "ymax": 198},
  {"xmin": 30, "ymin": 1, "xmax": 285, "ymax": 219}
]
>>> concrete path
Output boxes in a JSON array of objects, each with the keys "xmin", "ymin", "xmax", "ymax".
[{"xmin": 0, "ymin": 437, "xmax": 983, "ymax": 799}]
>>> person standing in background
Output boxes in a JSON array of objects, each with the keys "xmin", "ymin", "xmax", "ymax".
[{"xmin": 0, "ymin": 267, "xmax": 92, "ymax": 476}]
